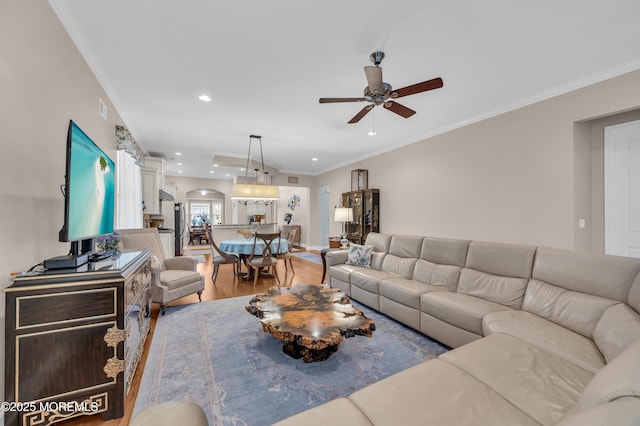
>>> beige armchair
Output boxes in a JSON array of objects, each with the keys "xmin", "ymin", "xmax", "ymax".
[{"xmin": 118, "ymin": 228, "xmax": 205, "ymax": 314}]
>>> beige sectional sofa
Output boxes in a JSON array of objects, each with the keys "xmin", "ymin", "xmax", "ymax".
[{"xmin": 275, "ymin": 233, "xmax": 640, "ymax": 425}]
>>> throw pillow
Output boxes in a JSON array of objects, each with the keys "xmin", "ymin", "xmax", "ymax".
[{"xmin": 346, "ymin": 244, "xmax": 373, "ymax": 268}]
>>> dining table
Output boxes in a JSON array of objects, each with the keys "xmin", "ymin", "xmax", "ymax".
[{"xmin": 219, "ymin": 237, "xmax": 289, "ymax": 281}]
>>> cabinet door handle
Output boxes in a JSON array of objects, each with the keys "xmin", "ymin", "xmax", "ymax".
[
  {"xmin": 103, "ymin": 356, "xmax": 125, "ymax": 379},
  {"xmin": 103, "ymin": 324, "xmax": 128, "ymax": 348}
]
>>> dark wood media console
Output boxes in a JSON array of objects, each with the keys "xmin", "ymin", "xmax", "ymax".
[{"xmin": 4, "ymin": 250, "xmax": 151, "ymax": 425}]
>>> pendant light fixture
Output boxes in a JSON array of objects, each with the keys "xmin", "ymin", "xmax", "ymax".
[{"xmin": 231, "ymin": 135, "xmax": 280, "ymax": 204}]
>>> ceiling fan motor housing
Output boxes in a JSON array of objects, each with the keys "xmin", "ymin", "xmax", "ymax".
[
  {"xmin": 364, "ymin": 82, "xmax": 392, "ymax": 103},
  {"xmin": 369, "ymin": 51, "xmax": 385, "ymax": 66}
]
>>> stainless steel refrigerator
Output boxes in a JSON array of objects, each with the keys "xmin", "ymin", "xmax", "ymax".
[{"xmin": 174, "ymin": 203, "xmax": 185, "ymax": 256}]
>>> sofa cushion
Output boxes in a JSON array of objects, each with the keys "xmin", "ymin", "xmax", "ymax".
[
  {"xmin": 328, "ymin": 263, "xmax": 359, "ymax": 283},
  {"xmin": 522, "ymin": 279, "xmax": 616, "ymax": 338},
  {"xmin": 388, "ymin": 234, "xmax": 424, "ymax": 258},
  {"xmin": 555, "ymin": 398, "xmax": 640, "ymax": 426},
  {"xmin": 482, "ymin": 310, "xmax": 605, "ymax": 374},
  {"xmin": 159, "ymin": 269, "xmax": 202, "ymax": 290},
  {"xmin": 345, "ymin": 244, "xmax": 373, "ymax": 268},
  {"xmin": 348, "ymin": 359, "xmax": 540, "ymax": 426},
  {"xmin": 464, "ymin": 241, "xmax": 536, "ymax": 279},
  {"xmin": 379, "ymin": 235, "xmax": 423, "ymax": 278},
  {"xmin": 412, "ymin": 260, "xmax": 461, "ymax": 291},
  {"xmin": 420, "ymin": 292, "xmax": 510, "ymax": 335},
  {"xmin": 273, "ymin": 397, "xmax": 372, "ymax": 426},
  {"xmin": 130, "ymin": 401, "xmax": 208, "ymax": 426},
  {"xmin": 532, "ymin": 246, "xmax": 640, "ymax": 302},
  {"xmin": 457, "ymin": 268, "xmax": 528, "ymax": 309},
  {"xmin": 592, "ymin": 303, "xmax": 640, "ymax": 363},
  {"xmin": 569, "ymin": 337, "xmax": 640, "ymax": 413},
  {"xmin": 363, "ymin": 232, "xmax": 392, "ymax": 253},
  {"xmin": 362, "ymin": 233, "xmax": 391, "ymax": 270},
  {"xmin": 419, "ymin": 237, "xmax": 470, "ymax": 267},
  {"xmin": 350, "ymin": 268, "xmax": 396, "ymax": 294},
  {"xmin": 441, "ymin": 333, "xmax": 594, "ymax": 425},
  {"xmin": 379, "ymin": 278, "xmax": 447, "ymax": 309},
  {"xmin": 380, "ymin": 255, "xmax": 417, "ymax": 279},
  {"xmin": 369, "ymin": 252, "xmax": 387, "ymax": 270}
]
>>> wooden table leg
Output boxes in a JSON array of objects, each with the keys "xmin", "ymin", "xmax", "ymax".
[{"xmin": 321, "ymin": 249, "xmax": 328, "ymax": 283}]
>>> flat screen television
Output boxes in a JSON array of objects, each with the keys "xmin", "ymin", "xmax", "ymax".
[{"xmin": 58, "ymin": 120, "xmax": 115, "ymax": 256}]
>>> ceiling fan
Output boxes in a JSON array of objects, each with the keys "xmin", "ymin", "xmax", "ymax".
[{"xmin": 319, "ymin": 51, "xmax": 443, "ymax": 124}]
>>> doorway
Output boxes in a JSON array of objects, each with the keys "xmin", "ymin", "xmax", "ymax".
[{"xmin": 605, "ymin": 119, "xmax": 640, "ymax": 257}]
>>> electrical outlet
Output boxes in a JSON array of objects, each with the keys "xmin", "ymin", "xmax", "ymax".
[{"xmin": 578, "ymin": 219, "xmax": 586, "ymax": 229}]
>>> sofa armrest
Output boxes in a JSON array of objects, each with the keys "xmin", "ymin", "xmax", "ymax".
[
  {"xmin": 165, "ymin": 256, "xmax": 198, "ymax": 271},
  {"xmin": 326, "ymin": 250, "xmax": 349, "ymax": 266}
]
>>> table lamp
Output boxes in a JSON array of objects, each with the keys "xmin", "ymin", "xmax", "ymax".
[{"xmin": 334, "ymin": 207, "xmax": 353, "ymax": 248}]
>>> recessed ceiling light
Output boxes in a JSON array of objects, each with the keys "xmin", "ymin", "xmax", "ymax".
[
  {"xmin": 225, "ymin": 174, "xmax": 231, "ymax": 177},
  {"xmin": 240, "ymin": 167, "xmax": 245, "ymax": 171},
  {"xmin": 368, "ymin": 130, "xmax": 377, "ymax": 136},
  {"xmin": 177, "ymin": 162, "xmax": 183, "ymax": 166},
  {"xmin": 312, "ymin": 157, "xmax": 318, "ymax": 162},
  {"xmin": 176, "ymin": 152, "xmax": 182, "ymax": 156},
  {"xmin": 198, "ymin": 94, "xmax": 212, "ymax": 102},
  {"xmin": 178, "ymin": 170, "xmax": 183, "ymax": 173},
  {"xmin": 213, "ymin": 164, "xmax": 219, "ymax": 167},
  {"xmin": 209, "ymin": 170, "xmax": 215, "ymax": 174}
]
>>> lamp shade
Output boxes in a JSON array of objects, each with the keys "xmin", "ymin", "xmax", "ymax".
[
  {"xmin": 231, "ymin": 183, "xmax": 280, "ymax": 201},
  {"xmin": 334, "ymin": 207, "xmax": 353, "ymax": 222}
]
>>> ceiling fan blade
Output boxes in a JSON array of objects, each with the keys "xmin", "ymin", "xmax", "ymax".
[
  {"xmin": 383, "ymin": 101, "xmax": 416, "ymax": 118},
  {"xmin": 319, "ymin": 97, "xmax": 368, "ymax": 103},
  {"xmin": 348, "ymin": 105, "xmax": 374, "ymax": 124},
  {"xmin": 364, "ymin": 66, "xmax": 383, "ymax": 93},
  {"xmin": 392, "ymin": 77, "xmax": 443, "ymax": 98}
]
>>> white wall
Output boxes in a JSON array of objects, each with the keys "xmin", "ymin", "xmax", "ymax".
[
  {"xmin": 0, "ymin": 1, "xmax": 128, "ymax": 401},
  {"xmin": 276, "ymin": 186, "xmax": 310, "ymax": 246},
  {"xmin": 310, "ymin": 69, "xmax": 640, "ymax": 250}
]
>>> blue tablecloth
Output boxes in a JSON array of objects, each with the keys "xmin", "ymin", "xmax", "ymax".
[{"xmin": 219, "ymin": 238, "xmax": 288, "ymax": 255}]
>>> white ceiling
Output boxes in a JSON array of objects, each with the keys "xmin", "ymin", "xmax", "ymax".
[{"xmin": 50, "ymin": 0, "xmax": 640, "ymax": 180}]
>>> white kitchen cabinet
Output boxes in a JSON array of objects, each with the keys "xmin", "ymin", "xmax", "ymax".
[
  {"xmin": 141, "ymin": 157, "xmax": 164, "ymax": 215},
  {"xmin": 159, "ymin": 231, "xmax": 174, "ymax": 259}
]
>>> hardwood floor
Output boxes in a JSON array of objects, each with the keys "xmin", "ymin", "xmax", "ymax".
[{"xmin": 64, "ymin": 247, "xmax": 324, "ymax": 425}]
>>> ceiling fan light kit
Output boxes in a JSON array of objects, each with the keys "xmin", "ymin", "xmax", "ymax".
[{"xmin": 319, "ymin": 51, "xmax": 443, "ymax": 124}]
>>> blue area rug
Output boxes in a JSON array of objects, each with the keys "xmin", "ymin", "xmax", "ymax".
[
  {"xmin": 133, "ymin": 293, "xmax": 448, "ymax": 425},
  {"xmin": 292, "ymin": 252, "xmax": 323, "ymax": 265}
]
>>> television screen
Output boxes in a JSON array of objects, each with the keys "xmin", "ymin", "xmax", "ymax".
[{"xmin": 59, "ymin": 120, "xmax": 115, "ymax": 243}]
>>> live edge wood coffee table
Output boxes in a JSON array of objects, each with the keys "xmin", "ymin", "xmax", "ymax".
[{"xmin": 245, "ymin": 284, "xmax": 376, "ymax": 362}]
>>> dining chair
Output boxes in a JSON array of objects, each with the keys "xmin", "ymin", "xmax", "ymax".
[
  {"xmin": 207, "ymin": 230, "xmax": 240, "ymax": 284},
  {"xmin": 277, "ymin": 227, "xmax": 298, "ymax": 275},
  {"xmin": 247, "ymin": 232, "xmax": 281, "ymax": 286},
  {"xmin": 188, "ymin": 224, "xmax": 201, "ymax": 245}
]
